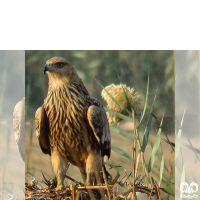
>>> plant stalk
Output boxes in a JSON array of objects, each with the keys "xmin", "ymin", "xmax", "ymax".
[{"xmin": 132, "ymin": 110, "xmax": 137, "ymax": 199}]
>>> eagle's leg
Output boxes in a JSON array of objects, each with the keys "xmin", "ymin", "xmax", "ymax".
[
  {"xmin": 85, "ymin": 153, "xmax": 103, "ymax": 186},
  {"xmin": 51, "ymin": 149, "xmax": 67, "ymax": 191},
  {"xmin": 80, "ymin": 169, "xmax": 87, "ymax": 183},
  {"xmin": 85, "ymin": 153, "xmax": 106, "ymax": 200}
]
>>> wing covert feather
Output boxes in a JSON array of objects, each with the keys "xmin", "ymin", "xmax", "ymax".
[
  {"xmin": 35, "ymin": 106, "xmax": 51, "ymax": 155},
  {"xmin": 87, "ymin": 105, "xmax": 111, "ymax": 158}
]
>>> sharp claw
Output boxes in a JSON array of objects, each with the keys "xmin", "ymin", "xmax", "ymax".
[
  {"xmin": 42, "ymin": 172, "xmax": 57, "ymax": 188},
  {"xmin": 42, "ymin": 172, "xmax": 50, "ymax": 186},
  {"xmin": 56, "ymin": 185, "xmax": 64, "ymax": 191}
]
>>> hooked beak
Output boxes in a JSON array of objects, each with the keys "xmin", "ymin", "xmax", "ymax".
[{"xmin": 44, "ymin": 64, "xmax": 51, "ymax": 74}]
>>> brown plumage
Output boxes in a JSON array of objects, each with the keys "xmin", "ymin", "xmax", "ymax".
[{"xmin": 35, "ymin": 57, "xmax": 111, "ymax": 190}]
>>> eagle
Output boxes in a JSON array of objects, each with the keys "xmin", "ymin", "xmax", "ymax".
[
  {"xmin": 13, "ymin": 97, "xmax": 25, "ymax": 162},
  {"xmin": 35, "ymin": 57, "xmax": 111, "ymax": 191}
]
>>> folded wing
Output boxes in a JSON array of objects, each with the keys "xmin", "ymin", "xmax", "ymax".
[
  {"xmin": 87, "ymin": 105, "xmax": 111, "ymax": 158},
  {"xmin": 35, "ymin": 106, "xmax": 51, "ymax": 155}
]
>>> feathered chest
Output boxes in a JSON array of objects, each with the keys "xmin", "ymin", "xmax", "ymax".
[{"xmin": 43, "ymin": 86, "xmax": 90, "ymax": 142}]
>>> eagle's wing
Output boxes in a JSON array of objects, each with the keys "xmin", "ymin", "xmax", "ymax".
[
  {"xmin": 13, "ymin": 97, "xmax": 25, "ymax": 162},
  {"xmin": 35, "ymin": 106, "xmax": 51, "ymax": 155},
  {"xmin": 87, "ymin": 105, "xmax": 111, "ymax": 159}
]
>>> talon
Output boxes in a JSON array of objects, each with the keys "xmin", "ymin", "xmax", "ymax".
[
  {"xmin": 49, "ymin": 177, "xmax": 57, "ymax": 188},
  {"xmin": 56, "ymin": 184, "xmax": 64, "ymax": 191}
]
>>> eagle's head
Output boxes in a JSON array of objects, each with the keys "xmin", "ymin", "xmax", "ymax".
[
  {"xmin": 44, "ymin": 57, "xmax": 72, "ymax": 75},
  {"xmin": 44, "ymin": 57, "xmax": 78, "ymax": 85}
]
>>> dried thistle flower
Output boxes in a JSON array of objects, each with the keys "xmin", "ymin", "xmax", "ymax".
[{"xmin": 101, "ymin": 84, "xmax": 144, "ymax": 125}]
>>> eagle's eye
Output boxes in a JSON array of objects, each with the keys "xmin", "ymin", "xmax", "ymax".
[{"xmin": 57, "ymin": 63, "xmax": 64, "ymax": 68}]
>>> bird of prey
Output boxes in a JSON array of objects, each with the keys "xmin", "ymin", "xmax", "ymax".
[
  {"xmin": 13, "ymin": 97, "xmax": 25, "ymax": 162},
  {"xmin": 35, "ymin": 57, "xmax": 111, "ymax": 191}
]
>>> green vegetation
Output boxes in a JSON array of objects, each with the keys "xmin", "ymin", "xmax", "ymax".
[{"xmin": 100, "ymin": 76, "xmax": 174, "ymax": 199}]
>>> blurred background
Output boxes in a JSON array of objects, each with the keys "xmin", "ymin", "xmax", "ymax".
[
  {"xmin": 26, "ymin": 50, "xmax": 174, "ymax": 129},
  {"xmin": 25, "ymin": 50, "xmax": 174, "ymax": 195},
  {"xmin": 175, "ymin": 51, "xmax": 200, "ymax": 198},
  {"xmin": 0, "ymin": 51, "xmax": 25, "ymax": 199}
]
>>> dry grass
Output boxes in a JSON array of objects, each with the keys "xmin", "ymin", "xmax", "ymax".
[{"xmin": 25, "ymin": 171, "xmax": 171, "ymax": 200}]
